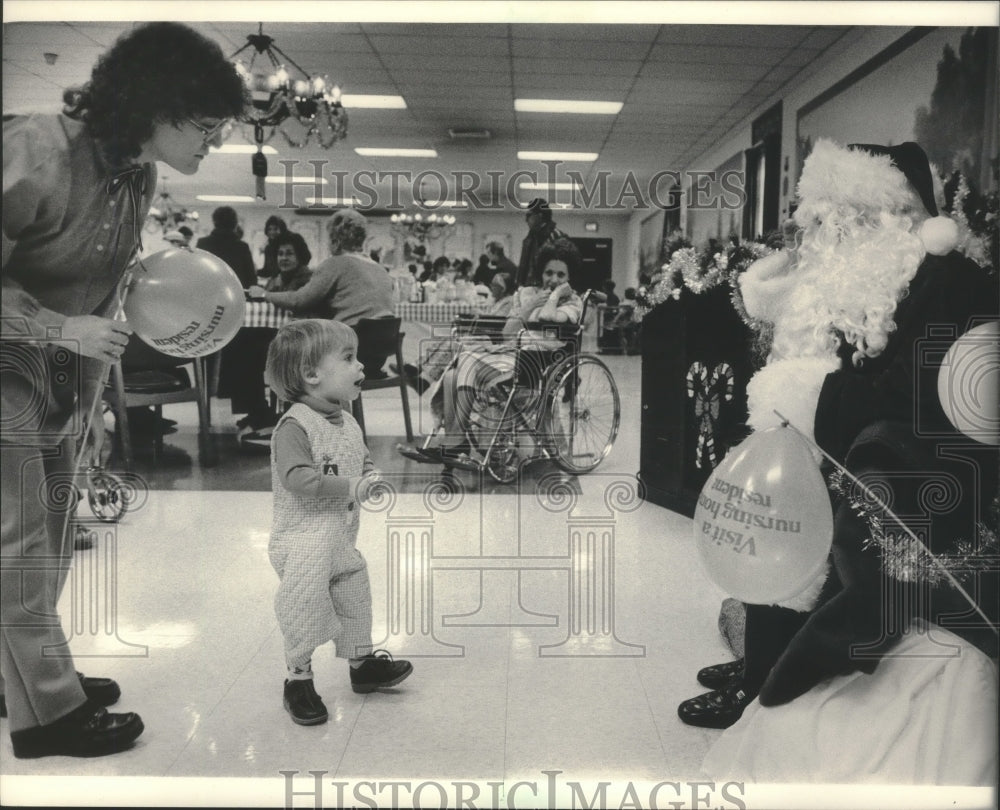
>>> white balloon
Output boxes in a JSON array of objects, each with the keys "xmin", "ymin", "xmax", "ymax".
[{"xmin": 937, "ymin": 321, "xmax": 999, "ymax": 445}]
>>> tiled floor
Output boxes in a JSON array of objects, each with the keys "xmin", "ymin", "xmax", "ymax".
[
  {"xmin": 1, "ymin": 346, "xmax": 737, "ymax": 797},
  {"xmin": 2, "ymin": 340, "xmax": 994, "ymax": 809}
]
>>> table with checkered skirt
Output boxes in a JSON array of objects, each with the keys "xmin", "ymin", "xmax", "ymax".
[
  {"xmin": 393, "ymin": 300, "xmax": 490, "ymax": 323},
  {"xmin": 243, "ymin": 299, "xmax": 294, "ymax": 329}
]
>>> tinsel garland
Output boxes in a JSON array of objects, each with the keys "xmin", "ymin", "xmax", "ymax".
[
  {"xmin": 828, "ymin": 468, "xmax": 1000, "ymax": 585},
  {"xmin": 634, "ymin": 235, "xmax": 777, "ymax": 326},
  {"xmin": 948, "ymin": 173, "xmax": 993, "ymax": 269}
]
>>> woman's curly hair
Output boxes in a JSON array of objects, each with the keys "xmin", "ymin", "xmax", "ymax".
[
  {"xmin": 533, "ymin": 238, "xmax": 582, "ymax": 287},
  {"xmin": 63, "ymin": 22, "xmax": 246, "ymax": 165},
  {"xmin": 326, "ymin": 209, "xmax": 368, "ymax": 254},
  {"xmin": 272, "ymin": 232, "xmax": 311, "ymax": 268}
]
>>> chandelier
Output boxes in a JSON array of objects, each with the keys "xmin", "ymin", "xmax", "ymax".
[
  {"xmin": 145, "ymin": 178, "xmax": 198, "ymax": 234},
  {"xmin": 230, "ymin": 23, "xmax": 349, "ymax": 198},
  {"xmin": 390, "ymin": 212, "xmax": 457, "ymax": 244}
]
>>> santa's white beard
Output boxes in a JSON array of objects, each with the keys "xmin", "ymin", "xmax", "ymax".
[{"xmin": 771, "ymin": 213, "xmax": 926, "ymax": 365}]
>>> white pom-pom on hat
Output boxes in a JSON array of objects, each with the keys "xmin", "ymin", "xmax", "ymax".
[{"xmin": 918, "ymin": 215, "xmax": 959, "ymax": 255}]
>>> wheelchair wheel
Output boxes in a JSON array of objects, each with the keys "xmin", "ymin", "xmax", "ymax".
[
  {"xmin": 467, "ymin": 380, "xmax": 522, "ymax": 483},
  {"xmin": 544, "ymin": 355, "xmax": 620, "ymax": 474},
  {"xmin": 86, "ymin": 467, "xmax": 129, "ymax": 523}
]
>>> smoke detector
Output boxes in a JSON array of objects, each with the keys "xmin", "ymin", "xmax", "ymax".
[{"xmin": 448, "ymin": 127, "xmax": 492, "ymax": 140}]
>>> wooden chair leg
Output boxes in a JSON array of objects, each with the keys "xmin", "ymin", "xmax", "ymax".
[
  {"xmin": 396, "ymin": 357, "xmax": 414, "ymax": 443},
  {"xmin": 152, "ymin": 404, "xmax": 164, "ymax": 462},
  {"xmin": 193, "ymin": 357, "xmax": 217, "ymax": 467}
]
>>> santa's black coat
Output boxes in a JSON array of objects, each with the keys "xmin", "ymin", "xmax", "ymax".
[{"xmin": 758, "ymin": 251, "xmax": 1000, "ymax": 706}]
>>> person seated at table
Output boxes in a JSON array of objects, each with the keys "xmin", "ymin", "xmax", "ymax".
[
  {"xmin": 222, "ymin": 232, "xmax": 315, "ymax": 442},
  {"xmin": 249, "ymin": 209, "xmax": 392, "ymax": 326},
  {"xmin": 262, "ymin": 232, "xmax": 312, "ymax": 293},
  {"xmin": 258, "ymin": 215, "xmax": 312, "ymax": 280},
  {"xmin": 398, "ymin": 239, "xmax": 583, "ymax": 466},
  {"xmin": 473, "ymin": 253, "xmax": 493, "ymax": 285},
  {"xmin": 419, "ymin": 256, "xmax": 452, "ymax": 283}
]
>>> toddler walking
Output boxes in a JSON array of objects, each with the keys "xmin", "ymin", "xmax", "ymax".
[{"xmin": 264, "ymin": 319, "xmax": 413, "ymax": 725}]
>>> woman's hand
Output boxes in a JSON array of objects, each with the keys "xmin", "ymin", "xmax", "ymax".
[
  {"xmin": 53, "ymin": 315, "xmax": 132, "ymax": 362},
  {"xmin": 248, "ymin": 285, "xmax": 267, "ymax": 299},
  {"xmin": 548, "ymin": 282, "xmax": 573, "ymax": 305}
]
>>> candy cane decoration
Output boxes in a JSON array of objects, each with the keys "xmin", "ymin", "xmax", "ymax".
[{"xmin": 687, "ymin": 361, "xmax": 734, "ymax": 468}]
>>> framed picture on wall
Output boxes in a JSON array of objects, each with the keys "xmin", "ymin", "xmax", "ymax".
[
  {"xmin": 797, "ymin": 27, "xmax": 997, "ymax": 192},
  {"xmin": 639, "ymin": 208, "xmax": 666, "ymax": 281}
]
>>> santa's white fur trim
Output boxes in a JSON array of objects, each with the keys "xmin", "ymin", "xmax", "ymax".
[
  {"xmin": 739, "ymin": 250, "xmax": 795, "ymax": 322},
  {"xmin": 794, "ymin": 140, "xmax": 921, "ymax": 226},
  {"xmin": 746, "ymin": 357, "xmax": 840, "ymax": 464},
  {"xmin": 773, "ymin": 561, "xmax": 830, "ymax": 612},
  {"xmin": 918, "ymin": 215, "xmax": 959, "ymax": 255}
]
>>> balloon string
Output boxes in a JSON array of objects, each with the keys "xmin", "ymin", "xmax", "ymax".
[
  {"xmin": 773, "ymin": 410, "xmax": 999, "ymax": 636},
  {"xmin": 62, "ymin": 268, "xmax": 136, "ymax": 548}
]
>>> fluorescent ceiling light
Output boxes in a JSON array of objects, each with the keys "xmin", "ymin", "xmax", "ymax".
[
  {"xmin": 341, "ymin": 94, "xmax": 407, "ymax": 109},
  {"xmin": 518, "ymin": 151, "xmax": 599, "ymax": 162},
  {"xmin": 210, "ymin": 144, "xmax": 278, "ymax": 155},
  {"xmin": 417, "ymin": 200, "xmax": 469, "ymax": 208},
  {"xmin": 303, "ymin": 197, "xmax": 362, "ymax": 206},
  {"xmin": 355, "ymin": 147, "xmax": 438, "ymax": 158},
  {"xmin": 196, "ymin": 195, "xmax": 256, "ymax": 203},
  {"xmin": 264, "ymin": 176, "xmax": 328, "ymax": 185},
  {"xmin": 515, "ymin": 99, "xmax": 623, "ymax": 115},
  {"xmin": 519, "ymin": 182, "xmax": 581, "ymax": 191}
]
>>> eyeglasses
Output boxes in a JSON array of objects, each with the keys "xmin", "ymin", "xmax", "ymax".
[{"xmin": 186, "ymin": 118, "xmax": 234, "ymax": 143}]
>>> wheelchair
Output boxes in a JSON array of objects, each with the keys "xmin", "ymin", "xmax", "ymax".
[{"xmin": 443, "ymin": 290, "xmax": 621, "ymax": 483}]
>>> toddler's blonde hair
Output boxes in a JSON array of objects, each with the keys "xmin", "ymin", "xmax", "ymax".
[{"xmin": 265, "ymin": 319, "xmax": 358, "ymax": 403}]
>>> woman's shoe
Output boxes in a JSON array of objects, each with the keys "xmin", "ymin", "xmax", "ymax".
[
  {"xmin": 10, "ymin": 700, "xmax": 144, "ymax": 758},
  {"xmin": 397, "ymin": 443, "xmax": 443, "ymax": 463}
]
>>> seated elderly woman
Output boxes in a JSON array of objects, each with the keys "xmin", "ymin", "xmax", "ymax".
[
  {"xmin": 398, "ymin": 238, "xmax": 583, "ymax": 466},
  {"xmin": 249, "ymin": 208, "xmax": 393, "ymax": 325},
  {"xmin": 398, "ymin": 271, "xmax": 518, "ymax": 395},
  {"xmin": 223, "ymin": 230, "xmax": 314, "ymax": 441}
]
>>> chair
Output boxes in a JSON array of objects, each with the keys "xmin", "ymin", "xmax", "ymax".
[
  {"xmin": 104, "ymin": 334, "xmax": 220, "ymax": 471},
  {"xmin": 351, "ymin": 316, "xmax": 414, "ymax": 443}
]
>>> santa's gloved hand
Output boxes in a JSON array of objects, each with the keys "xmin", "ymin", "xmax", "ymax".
[
  {"xmin": 740, "ymin": 250, "xmax": 795, "ymax": 323},
  {"xmin": 746, "ymin": 357, "xmax": 839, "ymax": 462}
]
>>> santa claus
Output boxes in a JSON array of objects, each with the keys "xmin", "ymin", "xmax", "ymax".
[{"xmin": 679, "ymin": 140, "xmax": 998, "ymax": 783}]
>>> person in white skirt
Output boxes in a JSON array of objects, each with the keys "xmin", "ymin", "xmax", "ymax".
[{"xmin": 264, "ymin": 319, "xmax": 413, "ymax": 725}]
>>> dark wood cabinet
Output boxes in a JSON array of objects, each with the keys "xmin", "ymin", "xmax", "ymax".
[{"xmin": 638, "ymin": 285, "xmax": 757, "ymax": 516}]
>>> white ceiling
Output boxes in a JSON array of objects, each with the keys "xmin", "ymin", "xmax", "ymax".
[{"xmin": 3, "ymin": 21, "xmax": 858, "ymax": 212}]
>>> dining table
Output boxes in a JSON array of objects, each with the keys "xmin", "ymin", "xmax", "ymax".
[
  {"xmin": 393, "ymin": 299, "xmax": 491, "ymax": 324},
  {"xmin": 243, "ymin": 298, "xmax": 295, "ymax": 329}
]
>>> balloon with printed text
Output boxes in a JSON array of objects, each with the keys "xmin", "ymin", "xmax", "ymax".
[
  {"xmin": 937, "ymin": 321, "xmax": 999, "ymax": 445},
  {"xmin": 124, "ymin": 248, "xmax": 246, "ymax": 358},
  {"xmin": 693, "ymin": 427, "xmax": 833, "ymax": 604}
]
